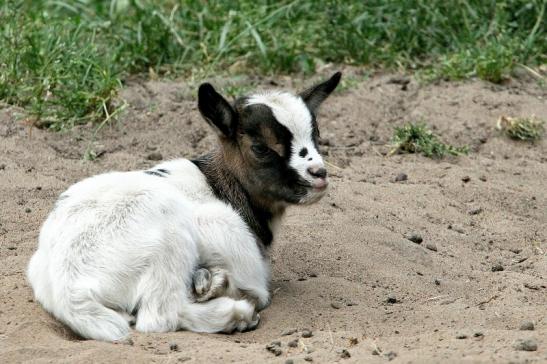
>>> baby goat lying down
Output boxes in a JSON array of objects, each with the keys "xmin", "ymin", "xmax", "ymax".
[{"xmin": 27, "ymin": 72, "xmax": 341, "ymax": 342}]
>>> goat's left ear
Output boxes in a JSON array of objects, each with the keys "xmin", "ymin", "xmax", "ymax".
[
  {"xmin": 198, "ymin": 83, "xmax": 237, "ymax": 139},
  {"xmin": 300, "ymin": 71, "xmax": 342, "ymax": 114}
]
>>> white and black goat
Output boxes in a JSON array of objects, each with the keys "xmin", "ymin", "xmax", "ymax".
[{"xmin": 27, "ymin": 72, "xmax": 342, "ymax": 342}]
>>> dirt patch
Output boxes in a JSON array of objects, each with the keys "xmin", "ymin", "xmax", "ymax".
[{"xmin": 1, "ymin": 73, "xmax": 546, "ymax": 363}]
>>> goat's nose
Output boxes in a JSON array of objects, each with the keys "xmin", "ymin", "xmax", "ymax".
[{"xmin": 307, "ymin": 166, "xmax": 327, "ymax": 179}]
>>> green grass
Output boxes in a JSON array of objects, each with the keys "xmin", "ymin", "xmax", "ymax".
[
  {"xmin": 390, "ymin": 123, "xmax": 469, "ymax": 158},
  {"xmin": 497, "ymin": 116, "xmax": 545, "ymax": 141},
  {"xmin": 1, "ymin": 0, "xmax": 545, "ymax": 130}
]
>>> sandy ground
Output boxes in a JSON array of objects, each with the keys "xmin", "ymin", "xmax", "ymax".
[{"xmin": 0, "ymin": 72, "xmax": 546, "ymax": 363}]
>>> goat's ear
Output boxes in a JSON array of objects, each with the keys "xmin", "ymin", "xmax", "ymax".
[
  {"xmin": 198, "ymin": 83, "xmax": 237, "ymax": 138},
  {"xmin": 299, "ymin": 72, "xmax": 342, "ymax": 114}
]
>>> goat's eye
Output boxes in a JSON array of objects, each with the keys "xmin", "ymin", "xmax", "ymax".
[{"xmin": 251, "ymin": 144, "xmax": 270, "ymax": 157}]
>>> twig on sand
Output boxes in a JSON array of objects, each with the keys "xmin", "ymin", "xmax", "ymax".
[{"xmin": 476, "ymin": 294, "xmax": 499, "ymax": 307}]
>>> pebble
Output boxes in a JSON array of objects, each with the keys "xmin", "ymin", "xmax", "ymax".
[
  {"xmin": 394, "ymin": 173, "xmax": 408, "ymax": 182},
  {"xmin": 405, "ymin": 233, "xmax": 423, "ymax": 244},
  {"xmin": 281, "ymin": 328, "xmax": 297, "ymax": 336},
  {"xmin": 519, "ymin": 321, "xmax": 535, "ymax": 331},
  {"xmin": 0, "ymin": 163, "xmax": 5, "ymax": 170},
  {"xmin": 462, "ymin": 176, "xmax": 471, "ymax": 183},
  {"xmin": 513, "ymin": 338, "xmax": 538, "ymax": 351},
  {"xmin": 456, "ymin": 333, "xmax": 468, "ymax": 339},
  {"xmin": 301, "ymin": 329, "xmax": 313, "ymax": 338},
  {"xmin": 473, "ymin": 332, "xmax": 484, "ymax": 337},
  {"xmin": 304, "ymin": 356, "xmax": 313, "ymax": 362},
  {"xmin": 24, "ymin": 207, "xmax": 32, "ymax": 213},
  {"xmin": 146, "ymin": 152, "xmax": 163, "ymax": 161},
  {"xmin": 491, "ymin": 264, "xmax": 504, "ymax": 272},
  {"xmin": 425, "ymin": 243, "xmax": 438, "ymax": 252},
  {"xmin": 336, "ymin": 349, "xmax": 351, "ymax": 359},
  {"xmin": 330, "ymin": 302, "xmax": 341, "ymax": 309},
  {"xmin": 285, "ymin": 360, "xmax": 294, "ymax": 364},
  {"xmin": 384, "ymin": 351, "xmax": 397, "ymax": 361},
  {"xmin": 386, "ymin": 294, "xmax": 398, "ymax": 304},
  {"xmin": 434, "ymin": 279, "xmax": 441, "ymax": 286},
  {"xmin": 468, "ymin": 207, "xmax": 483, "ymax": 215},
  {"xmin": 288, "ymin": 339, "xmax": 298, "ymax": 348},
  {"xmin": 479, "ymin": 175, "xmax": 487, "ymax": 182},
  {"xmin": 265, "ymin": 342, "xmax": 282, "ymax": 356},
  {"xmin": 169, "ymin": 342, "xmax": 179, "ymax": 351},
  {"xmin": 372, "ymin": 349, "xmax": 380, "ymax": 355}
]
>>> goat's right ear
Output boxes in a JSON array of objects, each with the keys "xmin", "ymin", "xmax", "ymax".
[{"xmin": 198, "ymin": 83, "xmax": 237, "ymax": 138}]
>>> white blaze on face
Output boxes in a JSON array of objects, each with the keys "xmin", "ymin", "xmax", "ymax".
[{"xmin": 246, "ymin": 92, "xmax": 325, "ymax": 186}]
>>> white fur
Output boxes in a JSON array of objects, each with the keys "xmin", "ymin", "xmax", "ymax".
[
  {"xmin": 27, "ymin": 159, "xmax": 269, "ymax": 341},
  {"xmin": 246, "ymin": 92, "xmax": 325, "ymax": 184}
]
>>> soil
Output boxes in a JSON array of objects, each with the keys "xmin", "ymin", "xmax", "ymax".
[{"xmin": 0, "ymin": 71, "xmax": 546, "ymax": 363}]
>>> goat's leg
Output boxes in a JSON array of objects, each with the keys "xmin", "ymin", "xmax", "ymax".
[
  {"xmin": 193, "ymin": 267, "xmax": 233, "ymax": 302},
  {"xmin": 194, "ymin": 204, "xmax": 271, "ymax": 310}
]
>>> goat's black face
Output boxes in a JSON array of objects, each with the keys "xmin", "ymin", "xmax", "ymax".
[{"xmin": 198, "ymin": 72, "xmax": 341, "ymax": 206}]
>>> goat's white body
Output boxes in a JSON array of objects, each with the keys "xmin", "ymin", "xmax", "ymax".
[{"xmin": 27, "ymin": 159, "xmax": 270, "ymax": 341}]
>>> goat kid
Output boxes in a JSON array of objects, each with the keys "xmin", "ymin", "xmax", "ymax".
[{"xmin": 27, "ymin": 72, "xmax": 342, "ymax": 342}]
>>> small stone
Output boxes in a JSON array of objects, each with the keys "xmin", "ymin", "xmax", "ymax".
[
  {"xmin": 456, "ymin": 333, "xmax": 468, "ymax": 339},
  {"xmin": 178, "ymin": 357, "xmax": 191, "ymax": 363},
  {"xmin": 0, "ymin": 164, "xmax": 5, "ymax": 170},
  {"xmin": 425, "ymin": 243, "xmax": 438, "ymax": 252},
  {"xmin": 473, "ymin": 332, "xmax": 484, "ymax": 337},
  {"xmin": 434, "ymin": 279, "xmax": 441, "ymax": 286},
  {"xmin": 331, "ymin": 302, "xmax": 341, "ymax": 309},
  {"xmin": 468, "ymin": 207, "xmax": 483, "ymax": 215},
  {"xmin": 281, "ymin": 328, "xmax": 297, "ymax": 336},
  {"xmin": 519, "ymin": 321, "xmax": 535, "ymax": 331},
  {"xmin": 462, "ymin": 176, "xmax": 471, "ymax": 183},
  {"xmin": 513, "ymin": 338, "xmax": 538, "ymax": 351},
  {"xmin": 372, "ymin": 349, "xmax": 380, "ymax": 355},
  {"xmin": 384, "ymin": 351, "xmax": 397, "ymax": 361},
  {"xmin": 169, "ymin": 342, "xmax": 179, "ymax": 351},
  {"xmin": 405, "ymin": 233, "xmax": 423, "ymax": 244},
  {"xmin": 288, "ymin": 339, "xmax": 298, "ymax": 348},
  {"xmin": 265, "ymin": 341, "xmax": 282, "ymax": 355},
  {"xmin": 479, "ymin": 175, "xmax": 487, "ymax": 182},
  {"xmin": 24, "ymin": 208, "xmax": 32, "ymax": 213},
  {"xmin": 309, "ymin": 273, "xmax": 317, "ymax": 278},
  {"xmin": 337, "ymin": 349, "xmax": 351, "ymax": 359},
  {"xmin": 304, "ymin": 356, "xmax": 313, "ymax": 362},
  {"xmin": 301, "ymin": 329, "xmax": 313, "ymax": 338},
  {"xmin": 146, "ymin": 152, "xmax": 163, "ymax": 161},
  {"xmin": 386, "ymin": 294, "xmax": 398, "ymax": 304},
  {"xmin": 394, "ymin": 173, "xmax": 408, "ymax": 182},
  {"xmin": 491, "ymin": 264, "xmax": 504, "ymax": 272},
  {"xmin": 285, "ymin": 360, "xmax": 294, "ymax": 364}
]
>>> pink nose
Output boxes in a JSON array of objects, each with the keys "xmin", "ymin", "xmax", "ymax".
[{"xmin": 307, "ymin": 167, "xmax": 327, "ymax": 179}]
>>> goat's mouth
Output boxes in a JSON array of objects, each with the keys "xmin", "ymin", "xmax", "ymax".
[{"xmin": 295, "ymin": 181, "xmax": 329, "ymax": 205}]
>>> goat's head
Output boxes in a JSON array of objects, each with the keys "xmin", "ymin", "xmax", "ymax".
[{"xmin": 198, "ymin": 72, "xmax": 341, "ymax": 207}]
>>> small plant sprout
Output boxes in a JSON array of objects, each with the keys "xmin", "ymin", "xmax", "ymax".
[
  {"xmin": 496, "ymin": 116, "xmax": 545, "ymax": 142},
  {"xmin": 390, "ymin": 122, "xmax": 468, "ymax": 158}
]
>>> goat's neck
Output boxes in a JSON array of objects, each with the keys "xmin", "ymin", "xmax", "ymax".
[{"xmin": 191, "ymin": 151, "xmax": 283, "ymax": 251}]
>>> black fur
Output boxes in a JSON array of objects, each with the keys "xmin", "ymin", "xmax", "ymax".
[{"xmin": 192, "ymin": 155, "xmax": 273, "ymax": 251}]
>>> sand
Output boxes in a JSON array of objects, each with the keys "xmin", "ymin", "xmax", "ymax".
[{"xmin": 0, "ymin": 71, "xmax": 546, "ymax": 363}]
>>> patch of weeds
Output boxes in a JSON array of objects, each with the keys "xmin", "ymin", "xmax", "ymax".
[
  {"xmin": 497, "ymin": 116, "xmax": 545, "ymax": 141},
  {"xmin": 390, "ymin": 122, "xmax": 468, "ymax": 158},
  {"xmin": 1, "ymin": 0, "xmax": 545, "ymax": 128}
]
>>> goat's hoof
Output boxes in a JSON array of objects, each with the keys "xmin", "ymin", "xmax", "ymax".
[{"xmin": 193, "ymin": 268, "xmax": 212, "ymax": 296}]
